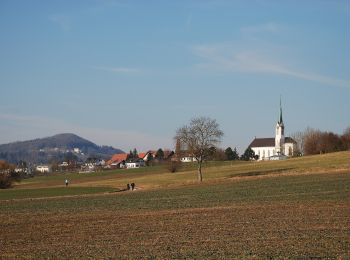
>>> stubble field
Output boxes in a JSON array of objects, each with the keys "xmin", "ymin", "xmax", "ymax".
[{"xmin": 1, "ymin": 152, "xmax": 350, "ymax": 259}]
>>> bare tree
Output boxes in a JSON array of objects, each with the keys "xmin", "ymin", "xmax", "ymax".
[
  {"xmin": 342, "ymin": 126, "xmax": 350, "ymax": 150},
  {"xmin": 319, "ymin": 132, "xmax": 343, "ymax": 153},
  {"xmin": 174, "ymin": 116, "xmax": 223, "ymax": 182},
  {"xmin": 294, "ymin": 126, "xmax": 350, "ymax": 156},
  {"xmin": 290, "ymin": 131, "xmax": 305, "ymax": 155},
  {"xmin": 303, "ymin": 128, "xmax": 322, "ymax": 155}
]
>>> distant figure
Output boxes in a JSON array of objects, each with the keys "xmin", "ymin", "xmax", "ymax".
[
  {"xmin": 65, "ymin": 179, "xmax": 69, "ymax": 187},
  {"xmin": 131, "ymin": 183, "xmax": 135, "ymax": 191},
  {"xmin": 127, "ymin": 183, "xmax": 130, "ymax": 190}
]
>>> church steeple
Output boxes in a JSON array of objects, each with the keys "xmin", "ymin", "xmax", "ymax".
[
  {"xmin": 275, "ymin": 97, "xmax": 285, "ymax": 155},
  {"xmin": 278, "ymin": 96, "xmax": 283, "ymax": 124}
]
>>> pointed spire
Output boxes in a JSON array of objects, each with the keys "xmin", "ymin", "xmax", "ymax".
[{"xmin": 279, "ymin": 96, "xmax": 283, "ymax": 124}]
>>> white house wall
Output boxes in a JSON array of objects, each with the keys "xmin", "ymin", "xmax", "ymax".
[
  {"xmin": 252, "ymin": 142, "xmax": 295, "ymax": 160},
  {"xmin": 36, "ymin": 166, "xmax": 51, "ymax": 173},
  {"xmin": 126, "ymin": 161, "xmax": 145, "ymax": 168},
  {"xmin": 284, "ymin": 142, "xmax": 295, "ymax": 156},
  {"xmin": 180, "ymin": 156, "xmax": 197, "ymax": 163},
  {"xmin": 251, "ymin": 147, "xmax": 276, "ymax": 160}
]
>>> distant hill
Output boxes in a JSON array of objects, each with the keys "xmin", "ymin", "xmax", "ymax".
[{"xmin": 0, "ymin": 133, "xmax": 124, "ymax": 164}]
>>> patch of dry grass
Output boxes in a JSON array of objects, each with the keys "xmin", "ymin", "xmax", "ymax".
[{"xmin": 7, "ymin": 151, "xmax": 350, "ymax": 193}]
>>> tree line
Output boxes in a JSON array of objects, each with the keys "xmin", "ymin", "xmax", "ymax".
[
  {"xmin": 206, "ymin": 147, "xmax": 256, "ymax": 161},
  {"xmin": 292, "ymin": 126, "xmax": 350, "ymax": 155}
]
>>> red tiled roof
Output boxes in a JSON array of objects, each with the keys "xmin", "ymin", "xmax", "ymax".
[
  {"xmin": 107, "ymin": 153, "xmax": 128, "ymax": 165},
  {"xmin": 138, "ymin": 153, "xmax": 146, "ymax": 159}
]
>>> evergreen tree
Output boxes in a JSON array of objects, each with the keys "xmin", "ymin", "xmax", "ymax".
[
  {"xmin": 233, "ymin": 147, "xmax": 240, "ymax": 160},
  {"xmin": 129, "ymin": 150, "xmax": 134, "ymax": 159},
  {"xmin": 225, "ymin": 147, "xmax": 235, "ymax": 160},
  {"xmin": 155, "ymin": 148, "xmax": 164, "ymax": 160},
  {"xmin": 241, "ymin": 147, "xmax": 256, "ymax": 161},
  {"xmin": 225, "ymin": 147, "xmax": 240, "ymax": 160},
  {"xmin": 132, "ymin": 148, "xmax": 138, "ymax": 159}
]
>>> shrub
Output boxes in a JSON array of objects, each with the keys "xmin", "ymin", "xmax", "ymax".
[
  {"xmin": 0, "ymin": 172, "xmax": 13, "ymax": 189},
  {"xmin": 166, "ymin": 161, "xmax": 182, "ymax": 173},
  {"xmin": 0, "ymin": 160, "xmax": 20, "ymax": 189}
]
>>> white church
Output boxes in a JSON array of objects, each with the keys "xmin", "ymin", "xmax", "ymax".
[{"xmin": 249, "ymin": 101, "xmax": 296, "ymax": 160}]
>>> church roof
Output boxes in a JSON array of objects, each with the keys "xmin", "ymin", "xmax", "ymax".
[
  {"xmin": 285, "ymin": 137, "xmax": 296, "ymax": 144},
  {"xmin": 249, "ymin": 138, "xmax": 275, "ymax": 148},
  {"xmin": 249, "ymin": 137, "xmax": 296, "ymax": 148}
]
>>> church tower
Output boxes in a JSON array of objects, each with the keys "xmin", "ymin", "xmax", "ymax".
[{"xmin": 275, "ymin": 98, "xmax": 285, "ymax": 155}]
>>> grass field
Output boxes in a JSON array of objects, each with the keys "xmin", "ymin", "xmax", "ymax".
[{"xmin": 1, "ymin": 151, "xmax": 350, "ymax": 258}]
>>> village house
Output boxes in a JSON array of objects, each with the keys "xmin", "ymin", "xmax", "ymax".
[
  {"xmin": 59, "ymin": 162, "xmax": 69, "ymax": 167},
  {"xmin": 138, "ymin": 151, "xmax": 154, "ymax": 161},
  {"xmin": 107, "ymin": 153, "xmax": 146, "ymax": 169},
  {"xmin": 180, "ymin": 155, "xmax": 197, "ymax": 163},
  {"xmin": 125, "ymin": 159, "xmax": 146, "ymax": 169},
  {"xmin": 106, "ymin": 153, "xmax": 129, "ymax": 168},
  {"xmin": 139, "ymin": 150, "xmax": 175, "ymax": 161},
  {"xmin": 36, "ymin": 165, "xmax": 51, "ymax": 173}
]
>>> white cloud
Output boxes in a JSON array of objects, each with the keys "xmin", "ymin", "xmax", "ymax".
[
  {"xmin": 0, "ymin": 114, "xmax": 172, "ymax": 152},
  {"xmin": 192, "ymin": 44, "xmax": 350, "ymax": 89}
]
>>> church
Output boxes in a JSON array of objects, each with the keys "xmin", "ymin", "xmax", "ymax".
[{"xmin": 248, "ymin": 101, "xmax": 296, "ymax": 160}]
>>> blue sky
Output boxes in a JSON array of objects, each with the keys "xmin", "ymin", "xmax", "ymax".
[{"xmin": 1, "ymin": 0, "xmax": 349, "ymax": 153}]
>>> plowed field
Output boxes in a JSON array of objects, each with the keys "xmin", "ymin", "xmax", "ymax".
[{"xmin": 1, "ymin": 170, "xmax": 349, "ymax": 259}]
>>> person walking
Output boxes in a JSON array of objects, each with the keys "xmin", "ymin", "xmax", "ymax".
[{"xmin": 65, "ymin": 179, "xmax": 69, "ymax": 187}]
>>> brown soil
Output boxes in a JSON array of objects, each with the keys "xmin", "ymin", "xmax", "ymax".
[{"xmin": 1, "ymin": 201, "xmax": 349, "ymax": 259}]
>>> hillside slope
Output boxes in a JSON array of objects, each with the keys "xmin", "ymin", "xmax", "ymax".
[{"xmin": 0, "ymin": 133, "xmax": 124, "ymax": 164}]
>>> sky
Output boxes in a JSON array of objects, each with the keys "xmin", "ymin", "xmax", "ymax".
[{"xmin": 1, "ymin": 0, "xmax": 350, "ymax": 153}]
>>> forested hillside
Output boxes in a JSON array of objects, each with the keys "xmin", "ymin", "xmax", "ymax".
[{"xmin": 0, "ymin": 133, "xmax": 123, "ymax": 164}]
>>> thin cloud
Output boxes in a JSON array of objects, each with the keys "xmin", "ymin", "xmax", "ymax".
[{"xmin": 192, "ymin": 44, "xmax": 350, "ymax": 89}]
